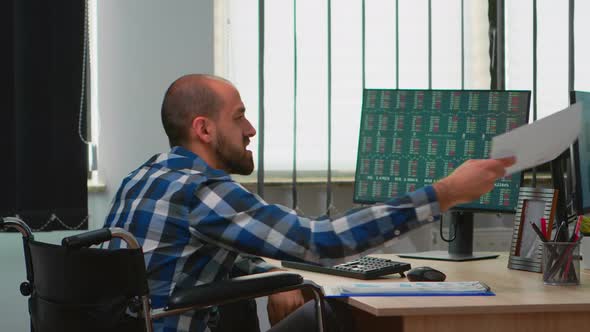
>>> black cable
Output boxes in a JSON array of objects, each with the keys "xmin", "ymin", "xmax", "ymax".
[{"xmin": 78, "ymin": 0, "xmax": 90, "ymax": 145}]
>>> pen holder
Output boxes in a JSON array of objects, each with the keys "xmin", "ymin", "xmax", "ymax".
[{"xmin": 542, "ymin": 241, "xmax": 581, "ymax": 286}]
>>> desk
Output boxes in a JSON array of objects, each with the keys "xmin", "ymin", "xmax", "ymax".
[{"xmin": 272, "ymin": 254, "xmax": 590, "ymax": 332}]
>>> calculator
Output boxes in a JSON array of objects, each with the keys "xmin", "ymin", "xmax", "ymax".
[{"xmin": 281, "ymin": 256, "xmax": 411, "ymax": 280}]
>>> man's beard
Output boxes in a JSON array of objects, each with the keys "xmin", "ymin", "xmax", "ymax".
[{"xmin": 214, "ymin": 132, "xmax": 254, "ymax": 175}]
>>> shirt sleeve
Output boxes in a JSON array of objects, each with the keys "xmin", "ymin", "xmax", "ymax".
[
  {"xmin": 189, "ymin": 180, "xmax": 441, "ymax": 266},
  {"xmin": 231, "ymin": 253, "xmax": 277, "ymax": 275}
]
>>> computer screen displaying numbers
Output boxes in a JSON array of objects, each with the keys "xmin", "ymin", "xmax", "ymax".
[{"xmin": 354, "ymin": 89, "xmax": 530, "ymax": 212}]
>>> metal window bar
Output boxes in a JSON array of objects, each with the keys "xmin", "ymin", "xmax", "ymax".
[
  {"xmin": 396, "ymin": 0, "xmax": 399, "ymax": 89},
  {"xmin": 257, "ymin": 0, "xmax": 265, "ymax": 197},
  {"xmin": 292, "ymin": 0, "xmax": 299, "ymax": 210},
  {"xmin": 428, "ymin": 0, "xmax": 432, "ymax": 89},
  {"xmin": 496, "ymin": 0, "xmax": 505, "ymax": 90},
  {"xmin": 568, "ymin": 0, "xmax": 575, "ymax": 93},
  {"xmin": 362, "ymin": 0, "xmax": 366, "ymax": 92},
  {"xmin": 461, "ymin": 0, "xmax": 465, "ymax": 90},
  {"xmin": 532, "ymin": 0, "xmax": 538, "ymax": 187},
  {"xmin": 489, "ymin": 0, "xmax": 505, "ymax": 90},
  {"xmin": 326, "ymin": 0, "xmax": 333, "ymax": 215}
]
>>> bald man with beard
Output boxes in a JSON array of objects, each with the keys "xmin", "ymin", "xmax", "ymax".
[{"xmin": 104, "ymin": 74, "xmax": 515, "ymax": 332}]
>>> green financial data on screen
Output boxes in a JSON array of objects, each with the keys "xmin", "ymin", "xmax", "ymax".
[{"xmin": 354, "ymin": 89, "xmax": 530, "ymax": 212}]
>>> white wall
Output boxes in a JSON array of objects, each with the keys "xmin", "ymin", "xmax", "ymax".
[{"xmin": 88, "ymin": 0, "xmax": 215, "ymax": 228}]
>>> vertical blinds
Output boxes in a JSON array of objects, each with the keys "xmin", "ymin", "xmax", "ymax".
[{"xmin": 226, "ymin": 0, "xmax": 582, "ymax": 213}]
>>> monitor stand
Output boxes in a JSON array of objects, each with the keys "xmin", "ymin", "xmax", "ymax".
[{"xmin": 398, "ymin": 211, "xmax": 499, "ymax": 262}]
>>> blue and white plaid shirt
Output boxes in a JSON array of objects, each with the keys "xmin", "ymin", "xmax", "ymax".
[{"xmin": 104, "ymin": 146, "xmax": 441, "ymax": 332}]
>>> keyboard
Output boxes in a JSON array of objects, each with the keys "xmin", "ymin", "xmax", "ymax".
[{"xmin": 281, "ymin": 256, "xmax": 411, "ymax": 280}]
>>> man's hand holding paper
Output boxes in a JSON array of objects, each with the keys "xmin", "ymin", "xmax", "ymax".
[{"xmin": 490, "ymin": 103, "xmax": 583, "ymax": 175}]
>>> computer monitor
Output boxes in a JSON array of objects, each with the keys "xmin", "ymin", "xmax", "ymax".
[
  {"xmin": 570, "ymin": 91, "xmax": 590, "ymax": 215},
  {"xmin": 354, "ymin": 89, "xmax": 531, "ymax": 260}
]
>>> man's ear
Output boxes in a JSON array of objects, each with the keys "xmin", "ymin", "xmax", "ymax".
[{"xmin": 191, "ymin": 116, "xmax": 215, "ymax": 143}]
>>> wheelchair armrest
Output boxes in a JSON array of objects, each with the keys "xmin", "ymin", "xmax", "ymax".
[
  {"xmin": 62, "ymin": 228, "xmax": 112, "ymax": 248},
  {"xmin": 166, "ymin": 272, "xmax": 304, "ymax": 310}
]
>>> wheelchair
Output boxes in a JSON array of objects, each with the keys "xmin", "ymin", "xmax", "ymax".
[{"xmin": 1, "ymin": 217, "xmax": 326, "ymax": 332}]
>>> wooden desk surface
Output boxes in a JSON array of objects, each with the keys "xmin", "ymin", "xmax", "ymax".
[{"xmin": 271, "ymin": 253, "xmax": 590, "ymax": 317}]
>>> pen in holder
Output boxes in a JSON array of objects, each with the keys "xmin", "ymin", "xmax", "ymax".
[{"xmin": 542, "ymin": 240, "xmax": 581, "ymax": 286}]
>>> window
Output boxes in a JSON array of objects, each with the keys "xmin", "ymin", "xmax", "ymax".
[
  {"xmin": 506, "ymin": 0, "xmax": 590, "ymax": 121},
  {"xmin": 216, "ymin": 0, "xmax": 490, "ymax": 182}
]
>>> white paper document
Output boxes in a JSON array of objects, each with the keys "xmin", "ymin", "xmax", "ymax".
[{"xmin": 490, "ymin": 103, "xmax": 582, "ymax": 175}]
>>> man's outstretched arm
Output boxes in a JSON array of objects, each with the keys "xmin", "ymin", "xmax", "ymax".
[{"xmin": 190, "ymin": 157, "xmax": 515, "ymax": 266}]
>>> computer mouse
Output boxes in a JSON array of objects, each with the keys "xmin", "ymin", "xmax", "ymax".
[{"xmin": 406, "ymin": 266, "xmax": 446, "ymax": 282}]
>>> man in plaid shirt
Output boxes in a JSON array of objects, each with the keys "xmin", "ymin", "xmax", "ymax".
[{"xmin": 104, "ymin": 74, "xmax": 514, "ymax": 332}]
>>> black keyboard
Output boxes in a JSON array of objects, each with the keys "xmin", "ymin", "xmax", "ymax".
[{"xmin": 281, "ymin": 256, "xmax": 411, "ymax": 280}]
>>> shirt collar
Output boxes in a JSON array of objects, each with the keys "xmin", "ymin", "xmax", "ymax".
[{"xmin": 169, "ymin": 146, "xmax": 230, "ymax": 179}]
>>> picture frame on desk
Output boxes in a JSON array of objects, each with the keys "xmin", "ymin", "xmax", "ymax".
[{"xmin": 508, "ymin": 187, "xmax": 558, "ymax": 273}]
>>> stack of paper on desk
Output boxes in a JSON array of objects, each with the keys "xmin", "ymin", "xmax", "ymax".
[{"xmin": 323, "ymin": 281, "xmax": 494, "ymax": 297}]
